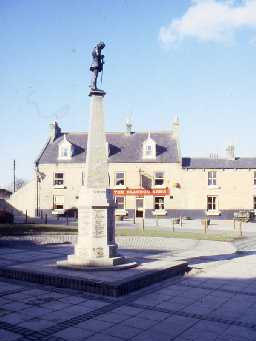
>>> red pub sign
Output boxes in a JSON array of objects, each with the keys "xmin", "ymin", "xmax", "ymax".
[{"xmin": 112, "ymin": 188, "xmax": 170, "ymax": 196}]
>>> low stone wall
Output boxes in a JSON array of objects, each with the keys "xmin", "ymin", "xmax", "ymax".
[
  {"xmin": 0, "ymin": 233, "xmax": 77, "ymax": 245},
  {"xmin": 0, "ymin": 234, "xmax": 235, "ymax": 255},
  {"xmin": 0, "ymin": 233, "xmax": 193, "ymax": 250}
]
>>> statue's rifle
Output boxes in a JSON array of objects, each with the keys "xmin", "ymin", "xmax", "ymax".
[{"xmin": 100, "ymin": 55, "xmax": 104, "ymax": 85}]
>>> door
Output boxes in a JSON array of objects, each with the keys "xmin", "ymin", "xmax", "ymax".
[{"xmin": 136, "ymin": 197, "xmax": 144, "ymax": 218}]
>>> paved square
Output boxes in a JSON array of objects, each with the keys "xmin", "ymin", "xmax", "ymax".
[{"xmin": 0, "ymin": 239, "xmax": 256, "ymax": 340}]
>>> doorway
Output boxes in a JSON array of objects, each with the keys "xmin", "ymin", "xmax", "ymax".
[{"xmin": 136, "ymin": 197, "xmax": 144, "ymax": 218}]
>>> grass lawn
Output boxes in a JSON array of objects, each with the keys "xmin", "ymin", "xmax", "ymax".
[
  {"xmin": 0, "ymin": 224, "xmax": 242, "ymax": 241},
  {"xmin": 115, "ymin": 228, "xmax": 242, "ymax": 242}
]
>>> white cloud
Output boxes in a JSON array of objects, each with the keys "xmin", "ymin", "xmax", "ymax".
[{"xmin": 159, "ymin": 0, "xmax": 256, "ymax": 46}]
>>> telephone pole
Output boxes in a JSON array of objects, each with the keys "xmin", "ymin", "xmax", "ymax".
[{"xmin": 13, "ymin": 160, "xmax": 16, "ymax": 193}]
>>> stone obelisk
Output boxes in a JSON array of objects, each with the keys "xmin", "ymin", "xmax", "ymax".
[{"xmin": 58, "ymin": 42, "xmax": 126, "ymax": 268}]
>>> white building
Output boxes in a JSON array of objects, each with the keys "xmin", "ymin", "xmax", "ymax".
[{"xmin": 8, "ymin": 119, "xmax": 256, "ymax": 220}]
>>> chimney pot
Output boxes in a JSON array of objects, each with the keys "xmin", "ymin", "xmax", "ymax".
[
  {"xmin": 49, "ymin": 121, "xmax": 61, "ymax": 142},
  {"xmin": 226, "ymin": 144, "xmax": 235, "ymax": 160},
  {"xmin": 125, "ymin": 118, "xmax": 133, "ymax": 135},
  {"xmin": 171, "ymin": 115, "xmax": 180, "ymax": 140}
]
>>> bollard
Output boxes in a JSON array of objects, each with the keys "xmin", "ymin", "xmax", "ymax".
[
  {"xmin": 204, "ymin": 219, "xmax": 208, "ymax": 233},
  {"xmin": 180, "ymin": 216, "xmax": 182, "ymax": 228},
  {"xmin": 239, "ymin": 220, "xmax": 243, "ymax": 237},
  {"xmin": 133, "ymin": 209, "xmax": 136, "ymax": 224},
  {"xmin": 25, "ymin": 210, "xmax": 28, "ymax": 224},
  {"xmin": 172, "ymin": 219, "xmax": 175, "ymax": 232},
  {"xmin": 233, "ymin": 219, "xmax": 236, "ymax": 230},
  {"xmin": 156, "ymin": 215, "xmax": 159, "ymax": 227},
  {"xmin": 45, "ymin": 214, "xmax": 48, "ymax": 224},
  {"xmin": 41, "ymin": 210, "xmax": 43, "ymax": 221},
  {"xmin": 142, "ymin": 217, "xmax": 145, "ymax": 231}
]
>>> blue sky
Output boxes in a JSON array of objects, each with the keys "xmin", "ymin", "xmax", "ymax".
[{"xmin": 1, "ymin": 0, "xmax": 256, "ymax": 187}]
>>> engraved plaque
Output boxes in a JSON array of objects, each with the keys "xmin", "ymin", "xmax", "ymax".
[{"xmin": 93, "ymin": 209, "xmax": 105, "ymax": 238}]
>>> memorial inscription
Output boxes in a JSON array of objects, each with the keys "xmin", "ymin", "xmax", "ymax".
[{"xmin": 93, "ymin": 209, "xmax": 106, "ymax": 238}]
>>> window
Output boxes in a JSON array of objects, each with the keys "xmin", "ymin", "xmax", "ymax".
[
  {"xmin": 254, "ymin": 197, "xmax": 256, "ymax": 210},
  {"xmin": 254, "ymin": 171, "xmax": 256, "ymax": 185},
  {"xmin": 53, "ymin": 195, "xmax": 64, "ymax": 210},
  {"xmin": 154, "ymin": 172, "xmax": 164, "ymax": 186},
  {"xmin": 207, "ymin": 196, "xmax": 217, "ymax": 210},
  {"xmin": 154, "ymin": 197, "xmax": 165, "ymax": 210},
  {"xmin": 146, "ymin": 145, "xmax": 152, "ymax": 156},
  {"xmin": 60, "ymin": 147, "xmax": 69, "ymax": 158},
  {"xmin": 208, "ymin": 171, "xmax": 216, "ymax": 186},
  {"xmin": 54, "ymin": 173, "xmax": 64, "ymax": 186},
  {"xmin": 143, "ymin": 133, "xmax": 156, "ymax": 160},
  {"xmin": 115, "ymin": 172, "xmax": 125, "ymax": 186},
  {"xmin": 58, "ymin": 134, "xmax": 73, "ymax": 160},
  {"xmin": 115, "ymin": 196, "xmax": 125, "ymax": 209}
]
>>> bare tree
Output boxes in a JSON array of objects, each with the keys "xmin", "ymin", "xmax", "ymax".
[{"xmin": 7, "ymin": 178, "xmax": 28, "ymax": 192}]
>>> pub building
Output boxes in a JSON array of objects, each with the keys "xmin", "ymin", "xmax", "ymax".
[{"xmin": 8, "ymin": 118, "xmax": 256, "ymax": 220}]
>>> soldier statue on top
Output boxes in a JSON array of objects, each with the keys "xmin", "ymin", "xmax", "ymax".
[{"xmin": 89, "ymin": 41, "xmax": 105, "ymax": 92}]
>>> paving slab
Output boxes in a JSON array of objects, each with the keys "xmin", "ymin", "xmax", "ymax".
[
  {"xmin": 0, "ymin": 329, "xmax": 20, "ymax": 341},
  {"xmin": 0, "ymin": 246, "xmax": 187, "ymax": 297},
  {"xmin": 1, "ymin": 237, "xmax": 256, "ymax": 340}
]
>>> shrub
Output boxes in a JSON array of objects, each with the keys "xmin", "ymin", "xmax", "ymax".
[{"xmin": 0, "ymin": 210, "xmax": 14, "ymax": 224}]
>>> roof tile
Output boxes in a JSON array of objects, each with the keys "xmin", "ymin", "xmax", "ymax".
[{"xmin": 37, "ymin": 132, "xmax": 179, "ymax": 164}]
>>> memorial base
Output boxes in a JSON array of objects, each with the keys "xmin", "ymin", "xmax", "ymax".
[
  {"xmin": 57, "ymin": 185, "xmax": 132, "ymax": 270},
  {"xmin": 56, "ymin": 257, "xmax": 138, "ymax": 271}
]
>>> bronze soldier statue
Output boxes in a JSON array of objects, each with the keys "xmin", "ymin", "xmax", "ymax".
[{"xmin": 90, "ymin": 42, "xmax": 105, "ymax": 91}]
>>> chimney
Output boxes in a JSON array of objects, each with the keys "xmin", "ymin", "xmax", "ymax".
[
  {"xmin": 226, "ymin": 144, "xmax": 235, "ymax": 160},
  {"xmin": 209, "ymin": 153, "xmax": 219, "ymax": 159},
  {"xmin": 49, "ymin": 121, "xmax": 61, "ymax": 142},
  {"xmin": 171, "ymin": 115, "xmax": 182, "ymax": 163},
  {"xmin": 125, "ymin": 118, "xmax": 133, "ymax": 135},
  {"xmin": 171, "ymin": 115, "xmax": 180, "ymax": 140}
]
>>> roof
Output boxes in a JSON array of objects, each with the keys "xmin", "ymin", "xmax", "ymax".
[
  {"xmin": 37, "ymin": 132, "xmax": 179, "ymax": 164},
  {"xmin": 0, "ymin": 189, "xmax": 12, "ymax": 194},
  {"xmin": 182, "ymin": 157, "xmax": 256, "ymax": 169},
  {"xmin": 0, "ymin": 189, "xmax": 12, "ymax": 199}
]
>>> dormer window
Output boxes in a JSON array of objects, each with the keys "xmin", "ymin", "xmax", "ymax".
[
  {"xmin": 58, "ymin": 134, "xmax": 73, "ymax": 160},
  {"xmin": 143, "ymin": 132, "xmax": 156, "ymax": 160},
  {"xmin": 106, "ymin": 142, "xmax": 110, "ymax": 158},
  {"xmin": 60, "ymin": 147, "xmax": 69, "ymax": 158},
  {"xmin": 146, "ymin": 145, "xmax": 152, "ymax": 156}
]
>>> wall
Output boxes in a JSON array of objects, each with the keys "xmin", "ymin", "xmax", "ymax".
[
  {"xmin": 181, "ymin": 168, "xmax": 256, "ymax": 211},
  {"xmin": 37, "ymin": 163, "xmax": 83, "ymax": 215},
  {"xmin": 13, "ymin": 161, "xmax": 256, "ymax": 220},
  {"xmin": 109, "ymin": 162, "xmax": 183, "ymax": 216},
  {"xmin": 7, "ymin": 180, "xmax": 36, "ymax": 217}
]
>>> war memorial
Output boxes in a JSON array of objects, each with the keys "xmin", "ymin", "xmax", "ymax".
[
  {"xmin": 0, "ymin": 43, "xmax": 187, "ymax": 296},
  {"xmin": 1, "ymin": 42, "xmax": 256, "ymax": 341}
]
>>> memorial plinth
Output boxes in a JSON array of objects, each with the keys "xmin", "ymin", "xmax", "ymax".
[{"xmin": 58, "ymin": 91, "xmax": 133, "ymax": 269}]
